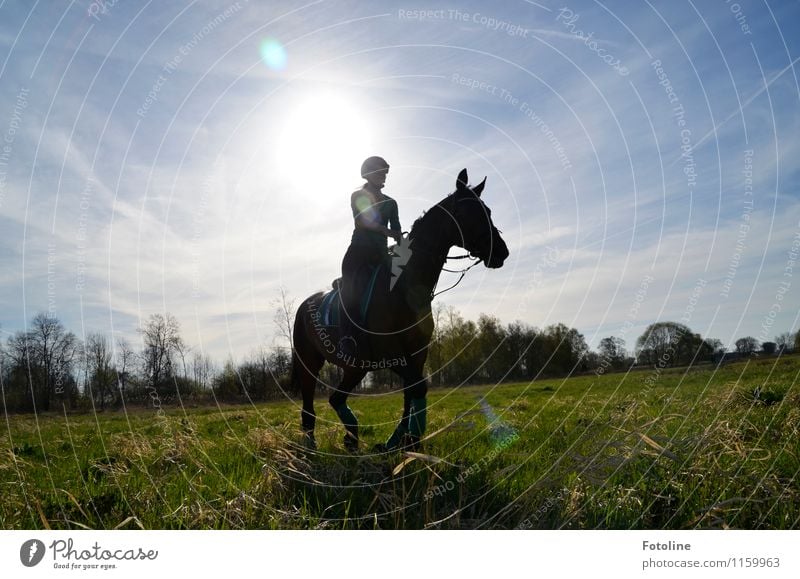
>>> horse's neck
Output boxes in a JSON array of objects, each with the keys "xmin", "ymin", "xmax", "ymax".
[{"xmin": 405, "ymin": 234, "xmax": 451, "ymax": 300}]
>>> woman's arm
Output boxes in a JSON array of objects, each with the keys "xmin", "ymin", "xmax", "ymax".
[
  {"xmin": 389, "ymin": 198, "xmax": 401, "ymax": 237},
  {"xmin": 351, "ymin": 191, "xmax": 400, "ymax": 240}
]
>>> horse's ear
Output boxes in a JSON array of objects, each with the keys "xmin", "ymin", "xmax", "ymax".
[
  {"xmin": 473, "ymin": 176, "xmax": 486, "ymax": 197},
  {"xmin": 456, "ymin": 168, "xmax": 468, "ymax": 191}
]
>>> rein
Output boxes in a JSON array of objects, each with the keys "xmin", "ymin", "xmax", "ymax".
[{"xmin": 432, "ymin": 256, "xmax": 482, "ymax": 298}]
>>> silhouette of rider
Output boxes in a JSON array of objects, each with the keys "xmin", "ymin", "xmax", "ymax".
[{"xmin": 338, "ymin": 156, "xmax": 402, "ymax": 357}]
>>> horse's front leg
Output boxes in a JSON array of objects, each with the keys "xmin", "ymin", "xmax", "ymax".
[
  {"xmin": 329, "ymin": 367, "xmax": 367, "ymax": 452},
  {"xmin": 381, "ymin": 366, "xmax": 428, "ymax": 452}
]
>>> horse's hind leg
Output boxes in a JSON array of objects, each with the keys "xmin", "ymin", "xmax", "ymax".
[
  {"xmin": 329, "ymin": 367, "xmax": 367, "ymax": 452},
  {"xmin": 293, "ymin": 346, "xmax": 324, "ymax": 450}
]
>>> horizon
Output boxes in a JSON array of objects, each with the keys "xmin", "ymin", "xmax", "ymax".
[{"xmin": 1, "ymin": 1, "xmax": 798, "ymax": 363}]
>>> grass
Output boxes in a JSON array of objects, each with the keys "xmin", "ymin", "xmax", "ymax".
[{"xmin": 1, "ymin": 355, "xmax": 799, "ymax": 529}]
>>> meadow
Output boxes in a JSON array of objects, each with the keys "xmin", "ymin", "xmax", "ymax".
[{"xmin": 2, "ymin": 355, "xmax": 799, "ymax": 529}]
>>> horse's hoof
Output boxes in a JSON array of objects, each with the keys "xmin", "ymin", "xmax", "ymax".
[
  {"xmin": 303, "ymin": 434, "xmax": 317, "ymax": 451},
  {"xmin": 401, "ymin": 434, "xmax": 421, "ymax": 452},
  {"xmin": 344, "ymin": 435, "xmax": 359, "ymax": 454}
]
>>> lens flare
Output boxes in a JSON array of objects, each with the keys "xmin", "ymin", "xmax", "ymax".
[
  {"xmin": 260, "ymin": 38, "xmax": 287, "ymax": 70},
  {"xmin": 276, "ymin": 92, "xmax": 373, "ymax": 194}
]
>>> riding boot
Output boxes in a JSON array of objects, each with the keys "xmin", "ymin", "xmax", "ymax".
[{"xmin": 338, "ymin": 274, "xmax": 363, "ymax": 359}]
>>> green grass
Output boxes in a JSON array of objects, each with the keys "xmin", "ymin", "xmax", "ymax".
[{"xmin": 2, "ymin": 356, "xmax": 799, "ymax": 529}]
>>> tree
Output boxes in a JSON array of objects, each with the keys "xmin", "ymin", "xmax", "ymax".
[
  {"xmin": 17, "ymin": 313, "xmax": 80, "ymax": 411},
  {"xmin": 704, "ymin": 338, "xmax": 726, "ymax": 356},
  {"xmin": 86, "ymin": 333, "xmax": 116, "ymax": 410},
  {"xmin": 505, "ymin": 321, "xmax": 535, "ymax": 380},
  {"xmin": 636, "ymin": 322, "xmax": 679, "ymax": 366},
  {"xmin": 115, "ymin": 337, "xmax": 135, "ymax": 401},
  {"xmin": 762, "ymin": 342, "xmax": 777, "ymax": 355},
  {"xmin": 139, "ymin": 313, "xmax": 185, "ymax": 399},
  {"xmin": 477, "ymin": 314, "xmax": 511, "ymax": 382},
  {"xmin": 190, "ymin": 351, "xmax": 215, "ymax": 391},
  {"xmin": 636, "ymin": 322, "xmax": 705, "ymax": 367},
  {"xmin": 542, "ymin": 323, "xmax": 588, "ymax": 375},
  {"xmin": 735, "ymin": 336, "xmax": 759, "ymax": 355},
  {"xmin": 436, "ymin": 306, "xmax": 480, "ymax": 384},
  {"xmin": 598, "ymin": 336, "xmax": 626, "ymax": 372},
  {"xmin": 272, "ymin": 286, "xmax": 296, "ymax": 352},
  {"xmin": 775, "ymin": 332, "xmax": 794, "ymax": 353},
  {"xmin": 427, "ymin": 303, "xmax": 448, "ymax": 386}
]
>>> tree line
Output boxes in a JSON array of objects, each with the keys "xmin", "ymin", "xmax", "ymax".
[{"xmin": 1, "ymin": 307, "xmax": 797, "ymax": 414}]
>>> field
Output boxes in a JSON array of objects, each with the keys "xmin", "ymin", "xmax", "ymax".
[{"xmin": 2, "ymin": 356, "xmax": 799, "ymax": 529}]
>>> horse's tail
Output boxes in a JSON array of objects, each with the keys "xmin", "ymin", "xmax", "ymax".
[{"xmin": 289, "ymin": 305, "xmax": 304, "ymax": 395}]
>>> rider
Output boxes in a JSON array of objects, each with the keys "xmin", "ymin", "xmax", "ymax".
[{"xmin": 338, "ymin": 156, "xmax": 402, "ymax": 357}]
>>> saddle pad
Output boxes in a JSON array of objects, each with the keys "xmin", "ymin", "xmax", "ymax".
[
  {"xmin": 320, "ymin": 264, "xmax": 382, "ymax": 327},
  {"xmin": 320, "ymin": 288, "xmax": 340, "ymax": 327}
]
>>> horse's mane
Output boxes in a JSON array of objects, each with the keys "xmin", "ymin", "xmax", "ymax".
[{"xmin": 408, "ymin": 194, "xmax": 456, "ymax": 242}]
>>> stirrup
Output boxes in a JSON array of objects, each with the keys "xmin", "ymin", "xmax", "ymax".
[{"xmin": 338, "ymin": 335, "xmax": 357, "ymax": 358}]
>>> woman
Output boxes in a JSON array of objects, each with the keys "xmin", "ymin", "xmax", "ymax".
[{"xmin": 338, "ymin": 156, "xmax": 402, "ymax": 357}]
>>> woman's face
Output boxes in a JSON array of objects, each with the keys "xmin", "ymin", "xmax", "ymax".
[{"xmin": 365, "ymin": 169, "xmax": 388, "ymax": 189}]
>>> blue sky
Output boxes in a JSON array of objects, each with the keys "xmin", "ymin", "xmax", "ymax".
[{"xmin": 0, "ymin": 0, "xmax": 798, "ymax": 362}]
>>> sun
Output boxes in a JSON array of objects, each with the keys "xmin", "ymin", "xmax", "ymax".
[{"xmin": 276, "ymin": 92, "xmax": 373, "ymax": 193}]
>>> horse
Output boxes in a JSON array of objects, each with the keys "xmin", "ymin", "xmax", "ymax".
[{"xmin": 290, "ymin": 168, "xmax": 510, "ymax": 452}]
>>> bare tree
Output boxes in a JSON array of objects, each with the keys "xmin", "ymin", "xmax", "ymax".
[
  {"xmin": 704, "ymin": 338, "xmax": 726, "ymax": 356},
  {"xmin": 775, "ymin": 332, "xmax": 794, "ymax": 353},
  {"xmin": 115, "ymin": 337, "xmax": 135, "ymax": 401},
  {"xmin": 735, "ymin": 336, "xmax": 759, "ymax": 355},
  {"xmin": 190, "ymin": 351, "xmax": 215, "ymax": 391},
  {"xmin": 272, "ymin": 286, "xmax": 296, "ymax": 352},
  {"xmin": 86, "ymin": 333, "xmax": 116, "ymax": 410},
  {"xmin": 598, "ymin": 336, "xmax": 626, "ymax": 370},
  {"xmin": 24, "ymin": 313, "xmax": 80, "ymax": 411},
  {"xmin": 139, "ymin": 313, "xmax": 185, "ymax": 397}
]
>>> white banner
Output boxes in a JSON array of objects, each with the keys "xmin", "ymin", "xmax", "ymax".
[{"xmin": 1, "ymin": 530, "xmax": 798, "ymax": 578}]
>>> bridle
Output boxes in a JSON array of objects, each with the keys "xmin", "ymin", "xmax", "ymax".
[{"xmin": 403, "ymin": 192, "xmax": 496, "ymax": 299}]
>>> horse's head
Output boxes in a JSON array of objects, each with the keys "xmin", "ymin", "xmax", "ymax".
[{"xmin": 444, "ymin": 168, "xmax": 509, "ymax": 268}]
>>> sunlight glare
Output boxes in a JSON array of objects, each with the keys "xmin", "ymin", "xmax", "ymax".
[{"xmin": 276, "ymin": 93, "xmax": 373, "ymax": 194}]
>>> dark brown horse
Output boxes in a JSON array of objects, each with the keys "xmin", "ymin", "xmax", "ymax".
[{"xmin": 291, "ymin": 169, "xmax": 509, "ymax": 451}]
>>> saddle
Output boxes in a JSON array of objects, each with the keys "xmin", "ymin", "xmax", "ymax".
[{"xmin": 319, "ymin": 263, "xmax": 383, "ymax": 328}]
